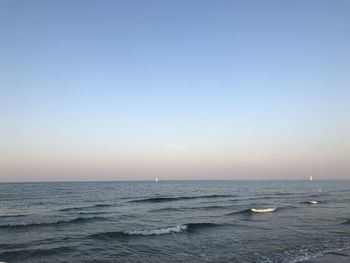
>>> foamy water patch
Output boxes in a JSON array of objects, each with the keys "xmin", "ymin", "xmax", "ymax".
[
  {"xmin": 125, "ymin": 225, "xmax": 188, "ymax": 235},
  {"xmin": 259, "ymin": 236, "xmax": 350, "ymax": 263},
  {"xmin": 89, "ymin": 223, "xmax": 220, "ymax": 239}
]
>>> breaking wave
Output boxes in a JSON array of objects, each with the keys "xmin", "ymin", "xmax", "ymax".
[
  {"xmin": 250, "ymin": 207, "xmax": 276, "ymax": 213},
  {"xmin": 226, "ymin": 206, "xmax": 294, "ymax": 216},
  {"xmin": 89, "ymin": 222, "xmax": 219, "ymax": 239}
]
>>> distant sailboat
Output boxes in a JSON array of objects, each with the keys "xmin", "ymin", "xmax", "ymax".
[
  {"xmin": 155, "ymin": 177, "xmax": 159, "ymax": 182},
  {"xmin": 309, "ymin": 176, "xmax": 313, "ymax": 181}
]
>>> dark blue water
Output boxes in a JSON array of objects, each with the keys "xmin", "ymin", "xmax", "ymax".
[{"xmin": 0, "ymin": 181, "xmax": 349, "ymax": 262}]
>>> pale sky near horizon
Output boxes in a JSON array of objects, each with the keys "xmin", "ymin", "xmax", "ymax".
[{"xmin": 1, "ymin": 0, "xmax": 349, "ymax": 181}]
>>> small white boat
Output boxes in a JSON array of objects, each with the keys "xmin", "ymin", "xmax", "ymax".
[
  {"xmin": 250, "ymin": 208, "xmax": 276, "ymax": 213},
  {"xmin": 155, "ymin": 177, "xmax": 159, "ymax": 182}
]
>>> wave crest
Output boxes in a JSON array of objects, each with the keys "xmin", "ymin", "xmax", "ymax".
[
  {"xmin": 250, "ymin": 207, "xmax": 276, "ymax": 213},
  {"xmin": 89, "ymin": 222, "xmax": 219, "ymax": 239},
  {"xmin": 0, "ymin": 246, "xmax": 73, "ymax": 258},
  {"xmin": 130, "ymin": 194, "xmax": 234, "ymax": 203},
  {"xmin": 58, "ymin": 204, "xmax": 113, "ymax": 212},
  {"xmin": 227, "ymin": 207, "xmax": 287, "ymax": 216},
  {"xmin": 0, "ymin": 214, "xmax": 28, "ymax": 219},
  {"xmin": 0, "ymin": 216, "xmax": 105, "ymax": 229},
  {"xmin": 341, "ymin": 219, "xmax": 350, "ymax": 225},
  {"xmin": 127, "ymin": 225, "xmax": 187, "ymax": 235}
]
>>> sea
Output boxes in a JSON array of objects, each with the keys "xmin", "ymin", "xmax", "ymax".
[{"xmin": 0, "ymin": 180, "xmax": 349, "ymax": 263}]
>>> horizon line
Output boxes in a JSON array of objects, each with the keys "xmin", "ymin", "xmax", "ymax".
[{"xmin": 1, "ymin": 178, "xmax": 349, "ymax": 184}]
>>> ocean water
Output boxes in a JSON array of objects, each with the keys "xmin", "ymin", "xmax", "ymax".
[{"xmin": 0, "ymin": 180, "xmax": 349, "ymax": 263}]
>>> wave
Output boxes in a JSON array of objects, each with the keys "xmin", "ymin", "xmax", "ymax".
[
  {"xmin": 0, "ymin": 216, "xmax": 105, "ymax": 229},
  {"xmin": 89, "ymin": 222, "xmax": 219, "ymax": 239},
  {"xmin": 151, "ymin": 204, "xmax": 233, "ymax": 213},
  {"xmin": 262, "ymin": 237, "xmax": 350, "ymax": 263},
  {"xmin": 226, "ymin": 209, "xmax": 251, "ymax": 215},
  {"xmin": 308, "ymin": 193, "xmax": 327, "ymax": 198},
  {"xmin": 0, "ymin": 246, "xmax": 74, "ymax": 259},
  {"xmin": 250, "ymin": 207, "xmax": 276, "ymax": 213},
  {"xmin": 77, "ymin": 211, "xmax": 110, "ymax": 215},
  {"xmin": 130, "ymin": 194, "xmax": 235, "ymax": 203},
  {"xmin": 227, "ymin": 206, "xmax": 293, "ymax": 216},
  {"xmin": 274, "ymin": 192, "xmax": 299, "ymax": 196},
  {"xmin": 94, "ymin": 204, "xmax": 113, "ymax": 207},
  {"xmin": 300, "ymin": 200, "xmax": 322, "ymax": 205},
  {"xmin": 0, "ymin": 214, "xmax": 28, "ymax": 219},
  {"xmin": 228, "ymin": 208, "xmax": 276, "ymax": 215},
  {"xmin": 151, "ymin": 207, "xmax": 182, "ymax": 212},
  {"xmin": 243, "ymin": 196, "xmax": 277, "ymax": 201},
  {"xmin": 186, "ymin": 222, "xmax": 220, "ymax": 231},
  {"xmin": 341, "ymin": 219, "xmax": 350, "ymax": 225},
  {"xmin": 58, "ymin": 204, "xmax": 113, "ymax": 212},
  {"xmin": 125, "ymin": 225, "xmax": 188, "ymax": 235},
  {"xmin": 196, "ymin": 204, "xmax": 235, "ymax": 210}
]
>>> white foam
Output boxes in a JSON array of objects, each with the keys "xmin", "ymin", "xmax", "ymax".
[
  {"xmin": 250, "ymin": 208, "xmax": 276, "ymax": 213},
  {"xmin": 125, "ymin": 225, "xmax": 187, "ymax": 235},
  {"xmin": 308, "ymin": 200, "xmax": 318, "ymax": 204},
  {"xmin": 287, "ymin": 246, "xmax": 350, "ymax": 263}
]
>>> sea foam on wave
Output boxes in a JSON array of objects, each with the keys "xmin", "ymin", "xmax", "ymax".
[
  {"xmin": 125, "ymin": 225, "xmax": 187, "ymax": 235},
  {"xmin": 90, "ymin": 222, "xmax": 218, "ymax": 239}
]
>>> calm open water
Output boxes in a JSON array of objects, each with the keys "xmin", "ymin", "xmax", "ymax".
[{"xmin": 0, "ymin": 180, "xmax": 349, "ymax": 262}]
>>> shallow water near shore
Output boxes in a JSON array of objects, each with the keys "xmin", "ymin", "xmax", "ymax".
[{"xmin": 1, "ymin": 180, "xmax": 349, "ymax": 262}]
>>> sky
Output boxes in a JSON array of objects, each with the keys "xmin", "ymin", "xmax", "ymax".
[{"xmin": 1, "ymin": 0, "xmax": 349, "ymax": 181}]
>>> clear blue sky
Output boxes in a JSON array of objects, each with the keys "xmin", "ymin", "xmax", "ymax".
[{"xmin": 1, "ymin": 0, "xmax": 349, "ymax": 181}]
